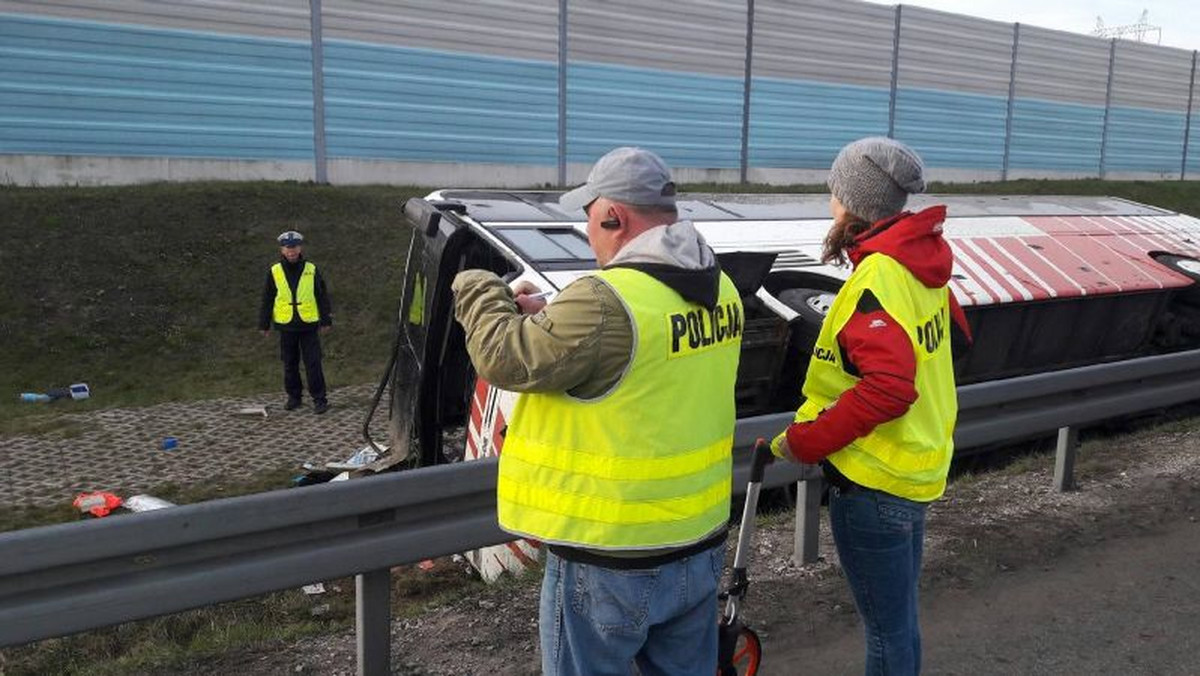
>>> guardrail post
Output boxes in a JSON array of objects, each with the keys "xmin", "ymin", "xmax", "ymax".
[
  {"xmin": 887, "ymin": 4, "xmax": 902, "ymax": 139},
  {"xmin": 356, "ymin": 568, "xmax": 392, "ymax": 676},
  {"xmin": 1054, "ymin": 426, "xmax": 1079, "ymax": 492},
  {"xmin": 1001, "ymin": 22, "xmax": 1020, "ymax": 181},
  {"xmin": 1099, "ymin": 38, "xmax": 1117, "ymax": 180},
  {"xmin": 308, "ymin": 0, "xmax": 328, "ymax": 184},
  {"xmin": 738, "ymin": 0, "xmax": 754, "ymax": 183},
  {"xmin": 794, "ymin": 476, "xmax": 823, "ymax": 565},
  {"xmin": 1182, "ymin": 49, "xmax": 1197, "ymax": 181},
  {"xmin": 556, "ymin": 0, "xmax": 567, "ymax": 187}
]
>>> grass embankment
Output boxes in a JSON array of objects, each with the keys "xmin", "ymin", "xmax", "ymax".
[{"xmin": 0, "ymin": 182, "xmax": 422, "ymax": 435}]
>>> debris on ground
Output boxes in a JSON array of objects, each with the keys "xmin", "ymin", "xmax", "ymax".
[
  {"xmin": 72, "ymin": 491, "xmax": 123, "ymax": 517},
  {"xmin": 325, "ymin": 445, "xmax": 382, "ymax": 472},
  {"xmin": 291, "ymin": 444, "xmax": 390, "ymax": 487},
  {"xmin": 124, "ymin": 494, "xmax": 176, "ymax": 512},
  {"xmin": 18, "ymin": 383, "xmax": 89, "ymax": 404},
  {"xmin": 234, "ymin": 405, "xmax": 269, "ymax": 418},
  {"xmin": 292, "ymin": 464, "xmax": 338, "ymax": 487},
  {"xmin": 161, "ymin": 436, "xmax": 179, "ymax": 451},
  {"xmin": 302, "ymin": 584, "xmax": 326, "ymax": 596}
]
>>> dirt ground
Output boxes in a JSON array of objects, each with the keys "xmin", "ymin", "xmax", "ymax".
[{"xmin": 164, "ymin": 414, "xmax": 1200, "ymax": 676}]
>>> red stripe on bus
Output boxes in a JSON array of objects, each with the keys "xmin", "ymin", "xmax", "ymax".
[
  {"xmin": 957, "ymin": 238, "xmax": 1028, "ymax": 301},
  {"xmin": 993, "ymin": 236, "xmax": 1083, "ymax": 298},
  {"xmin": 974, "ymin": 238, "xmax": 1053, "ymax": 300}
]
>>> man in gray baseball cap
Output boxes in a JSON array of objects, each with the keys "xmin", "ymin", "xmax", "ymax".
[
  {"xmin": 559, "ymin": 146, "xmax": 678, "ymax": 213},
  {"xmin": 451, "ymin": 147, "xmax": 740, "ymax": 673}
]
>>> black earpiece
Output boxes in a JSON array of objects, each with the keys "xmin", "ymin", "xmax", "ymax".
[{"xmin": 600, "ymin": 218, "xmax": 620, "ymax": 230}]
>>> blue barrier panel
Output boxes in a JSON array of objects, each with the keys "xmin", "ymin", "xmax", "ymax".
[
  {"xmin": 1009, "ymin": 98, "xmax": 1106, "ymax": 172},
  {"xmin": 0, "ymin": 15, "xmax": 313, "ymax": 160},
  {"xmin": 749, "ymin": 77, "xmax": 890, "ymax": 169},
  {"xmin": 893, "ymin": 87, "xmax": 1008, "ymax": 170},
  {"xmin": 322, "ymin": 41, "xmax": 558, "ymax": 165},
  {"xmin": 567, "ymin": 61, "xmax": 743, "ymax": 168},
  {"xmin": 1105, "ymin": 106, "xmax": 1187, "ymax": 174},
  {"xmin": 1189, "ymin": 113, "xmax": 1200, "ymax": 178}
]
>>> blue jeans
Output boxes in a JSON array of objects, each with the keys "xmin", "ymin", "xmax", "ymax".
[
  {"xmin": 829, "ymin": 485, "xmax": 927, "ymax": 676},
  {"xmin": 539, "ymin": 545, "xmax": 723, "ymax": 676}
]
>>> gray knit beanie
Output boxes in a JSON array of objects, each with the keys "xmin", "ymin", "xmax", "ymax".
[{"xmin": 826, "ymin": 137, "xmax": 926, "ymax": 224}]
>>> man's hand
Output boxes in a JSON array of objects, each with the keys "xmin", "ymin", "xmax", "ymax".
[
  {"xmin": 320, "ymin": 325, "xmax": 332, "ymax": 334},
  {"xmin": 511, "ymin": 280, "xmax": 549, "ymax": 315},
  {"xmin": 261, "ymin": 330, "xmax": 271, "ymax": 338}
]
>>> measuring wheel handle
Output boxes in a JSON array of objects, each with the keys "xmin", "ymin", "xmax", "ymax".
[{"xmin": 750, "ymin": 437, "xmax": 775, "ymax": 484}]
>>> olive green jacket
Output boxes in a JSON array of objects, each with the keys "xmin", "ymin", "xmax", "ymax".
[{"xmin": 451, "ymin": 220, "xmax": 722, "ymax": 400}]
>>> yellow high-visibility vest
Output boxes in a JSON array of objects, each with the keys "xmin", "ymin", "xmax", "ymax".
[
  {"xmin": 272, "ymin": 262, "xmax": 320, "ymax": 324},
  {"xmin": 796, "ymin": 253, "xmax": 958, "ymax": 501},
  {"xmin": 498, "ymin": 267, "xmax": 743, "ymax": 549}
]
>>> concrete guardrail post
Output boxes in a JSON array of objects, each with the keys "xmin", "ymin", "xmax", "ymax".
[
  {"xmin": 357, "ymin": 568, "xmax": 392, "ymax": 676},
  {"xmin": 794, "ymin": 477, "xmax": 823, "ymax": 565},
  {"xmin": 1054, "ymin": 426, "xmax": 1079, "ymax": 492}
]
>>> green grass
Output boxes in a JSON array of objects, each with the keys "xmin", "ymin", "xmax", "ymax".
[
  {"xmin": 0, "ymin": 595, "xmax": 345, "ymax": 676},
  {"xmin": 0, "ymin": 181, "xmax": 422, "ymax": 434}
]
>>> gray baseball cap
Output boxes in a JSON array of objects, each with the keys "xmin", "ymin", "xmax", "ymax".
[{"xmin": 559, "ymin": 147, "xmax": 677, "ymax": 213}]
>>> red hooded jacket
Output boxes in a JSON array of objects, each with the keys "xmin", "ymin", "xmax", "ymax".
[{"xmin": 785, "ymin": 206, "xmax": 971, "ymax": 464}]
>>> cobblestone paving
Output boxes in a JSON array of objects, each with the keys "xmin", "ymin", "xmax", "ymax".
[{"xmin": 2, "ymin": 385, "xmax": 391, "ymax": 506}]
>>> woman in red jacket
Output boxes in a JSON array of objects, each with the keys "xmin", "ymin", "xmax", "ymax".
[{"xmin": 774, "ymin": 137, "xmax": 970, "ymax": 676}]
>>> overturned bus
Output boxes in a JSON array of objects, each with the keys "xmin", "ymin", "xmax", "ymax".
[{"xmin": 387, "ymin": 191, "xmax": 1200, "ymax": 579}]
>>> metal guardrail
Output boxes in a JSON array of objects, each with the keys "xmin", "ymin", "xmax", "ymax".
[{"xmin": 3, "ymin": 348, "xmax": 1200, "ymax": 665}]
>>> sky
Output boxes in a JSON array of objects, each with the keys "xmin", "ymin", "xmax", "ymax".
[{"xmin": 866, "ymin": 1, "xmax": 1200, "ymax": 52}]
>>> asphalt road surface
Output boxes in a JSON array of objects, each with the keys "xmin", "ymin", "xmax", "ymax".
[{"xmin": 764, "ymin": 501, "xmax": 1200, "ymax": 675}]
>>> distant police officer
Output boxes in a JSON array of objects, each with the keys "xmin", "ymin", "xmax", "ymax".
[
  {"xmin": 452, "ymin": 147, "xmax": 742, "ymax": 675},
  {"xmin": 258, "ymin": 230, "xmax": 332, "ymax": 414}
]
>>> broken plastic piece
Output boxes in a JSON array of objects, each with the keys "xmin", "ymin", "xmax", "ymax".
[
  {"xmin": 234, "ymin": 405, "xmax": 268, "ymax": 418},
  {"xmin": 326, "ymin": 445, "xmax": 384, "ymax": 471},
  {"xmin": 73, "ymin": 491, "xmax": 123, "ymax": 518},
  {"xmin": 124, "ymin": 495, "xmax": 175, "ymax": 512}
]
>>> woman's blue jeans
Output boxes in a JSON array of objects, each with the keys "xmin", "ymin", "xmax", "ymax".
[
  {"xmin": 539, "ymin": 545, "xmax": 723, "ymax": 676},
  {"xmin": 829, "ymin": 484, "xmax": 928, "ymax": 676}
]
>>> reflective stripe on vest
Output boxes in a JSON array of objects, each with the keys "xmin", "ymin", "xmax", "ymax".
[
  {"xmin": 797, "ymin": 254, "xmax": 958, "ymax": 502},
  {"xmin": 498, "ymin": 267, "xmax": 743, "ymax": 549},
  {"xmin": 272, "ymin": 262, "xmax": 320, "ymax": 324}
]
